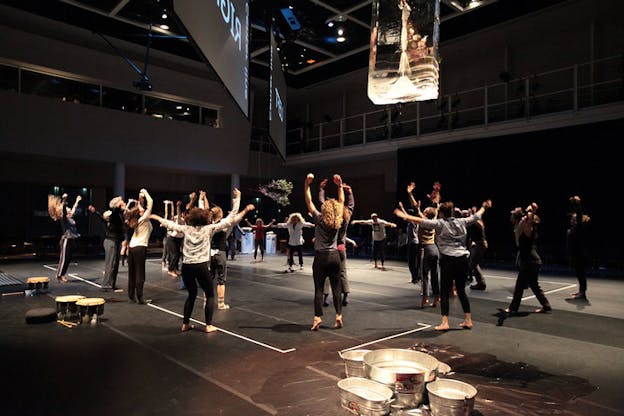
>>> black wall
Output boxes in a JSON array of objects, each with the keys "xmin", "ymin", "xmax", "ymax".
[{"xmin": 397, "ymin": 119, "xmax": 623, "ymax": 274}]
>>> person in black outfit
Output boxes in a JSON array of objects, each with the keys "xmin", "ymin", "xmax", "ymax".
[
  {"xmin": 505, "ymin": 203, "xmax": 551, "ymax": 314},
  {"xmin": 567, "ymin": 195, "xmax": 590, "ymax": 299},
  {"xmin": 304, "ymin": 173, "xmax": 345, "ymax": 331},
  {"xmin": 88, "ymin": 196, "xmax": 126, "ymax": 291},
  {"xmin": 467, "ymin": 207, "xmax": 488, "ymax": 290}
]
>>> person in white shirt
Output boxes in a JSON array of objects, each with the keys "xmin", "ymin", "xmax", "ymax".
[
  {"xmin": 351, "ymin": 213, "xmax": 397, "ymax": 270},
  {"xmin": 273, "ymin": 212, "xmax": 314, "ymax": 273},
  {"xmin": 150, "ymin": 188, "xmax": 254, "ymax": 333}
]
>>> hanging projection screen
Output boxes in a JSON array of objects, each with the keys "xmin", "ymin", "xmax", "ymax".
[
  {"xmin": 269, "ymin": 30, "xmax": 287, "ymax": 160},
  {"xmin": 173, "ymin": 0, "xmax": 250, "ymax": 118}
]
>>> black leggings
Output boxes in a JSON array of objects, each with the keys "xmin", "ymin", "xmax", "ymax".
[
  {"xmin": 288, "ymin": 244, "xmax": 303, "ymax": 267},
  {"xmin": 127, "ymin": 246, "xmax": 147, "ymax": 301},
  {"xmin": 56, "ymin": 237, "xmax": 76, "ymax": 277},
  {"xmin": 313, "ymin": 250, "xmax": 342, "ymax": 317},
  {"xmin": 508, "ymin": 262, "xmax": 550, "ymax": 311},
  {"xmin": 181, "ymin": 262, "xmax": 214, "ymax": 325},
  {"xmin": 439, "ymin": 254, "xmax": 471, "ymax": 316},
  {"xmin": 254, "ymin": 239, "xmax": 265, "ymax": 259}
]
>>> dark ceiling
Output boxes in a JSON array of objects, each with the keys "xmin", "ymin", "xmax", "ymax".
[{"xmin": 4, "ymin": 0, "xmax": 568, "ymax": 88}]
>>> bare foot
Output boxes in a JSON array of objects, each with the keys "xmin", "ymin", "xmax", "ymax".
[
  {"xmin": 57, "ymin": 276, "xmax": 67, "ymax": 283},
  {"xmin": 334, "ymin": 315, "xmax": 343, "ymax": 329},
  {"xmin": 435, "ymin": 324, "xmax": 450, "ymax": 331},
  {"xmin": 205, "ymin": 325, "xmax": 218, "ymax": 333},
  {"xmin": 181, "ymin": 323, "xmax": 194, "ymax": 332},
  {"xmin": 311, "ymin": 317, "xmax": 322, "ymax": 331},
  {"xmin": 459, "ymin": 322, "xmax": 473, "ymax": 329}
]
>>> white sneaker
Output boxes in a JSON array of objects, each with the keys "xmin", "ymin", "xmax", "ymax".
[{"xmin": 218, "ymin": 303, "xmax": 230, "ymax": 310}]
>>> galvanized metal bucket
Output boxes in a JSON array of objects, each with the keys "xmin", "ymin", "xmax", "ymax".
[
  {"xmin": 340, "ymin": 349, "xmax": 372, "ymax": 378},
  {"xmin": 337, "ymin": 377, "xmax": 394, "ymax": 416},
  {"xmin": 426, "ymin": 378, "xmax": 477, "ymax": 416},
  {"xmin": 364, "ymin": 349, "xmax": 439, "ymax": 408}
]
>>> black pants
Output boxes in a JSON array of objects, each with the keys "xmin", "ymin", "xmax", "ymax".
[
  {"xmin": 56, "ymin": 237, "xmax": 76, "ymax": 277},
  {"xmin": 167, "ymin": 237, "xmax": 183, "ymax": 272},
  {"xmin": 508, "ymin": 262, "xmax": 550, "ymax": 311},
  {"xmin": 254, "ymin": 239, "xmax": 265, "ymax": 259},
  {"xmin": 181, "ymin": 262, "xmax": 214, "ymax": 325},
  {"xmin": 570, "ymin": 249, "xmax": 587, "ymax": 292},
  {"xmin": 324, "ymin": 249, "xmax": 350, "ymax": 294},
  {"xmin": 469, "ymin": 241, "xmax": 487, "ymax": 285},
  {"xmin": 313, "ymin": 250, "xmax": 342, "ymax": 317},
  {"xmin": 439, "ymin": 254, "xmax": 471, "ymax": 316},
  {"xmin": 288, "ymin": 244, "xmax": 303, "ymax": 267},
  {"xmin": 407, "ymin": 242, "xmax": 420, "ymax": 283},
  {"xmin": 373, "ymin": 239, "xmax": 386, "ymax": 264},
  {"xmin": 210, "ymin": 250, "xmax": 227, "ymax": 285},
  {"xmin": 421, "ymin": 244, "xmax": 440, "ymax": 297},
  {"xmin": 127, "ymin": 246, "xmax": 147, "ymax": 301}
]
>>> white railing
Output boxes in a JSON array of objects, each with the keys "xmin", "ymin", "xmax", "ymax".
[{"xmin": 286, "ymin": 54, "xmax": 623, "ymax": 155}]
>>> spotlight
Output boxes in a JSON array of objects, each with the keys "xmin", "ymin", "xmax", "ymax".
[{"xmin": 336, "ymin": 36, "xmax": 346, "ymax": 43}]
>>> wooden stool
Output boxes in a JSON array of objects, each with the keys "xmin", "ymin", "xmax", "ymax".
[
  {"xmin": 76, "ymin": 298, "xmax": 106, "ymax": 325},
  {"xmin": 55, "ymin": 295, "xmax": 86, "ymax": 321},
  {"xmin": 26, "ymin": 277, "xmax": 50, "ymax": 295}
]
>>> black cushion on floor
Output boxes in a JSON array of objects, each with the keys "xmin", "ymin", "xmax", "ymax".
[{"xmin": 25, "ymin": 308, "xmax": 57, "ymax": 324}]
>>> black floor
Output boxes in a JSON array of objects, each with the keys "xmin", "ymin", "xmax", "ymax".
[{"xmin": 1, "ymin": 254, "xmax": 623, "ymax": 416}]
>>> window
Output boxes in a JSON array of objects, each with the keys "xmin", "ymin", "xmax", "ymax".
[
  {"xmin": 20, "ymin": 70, "xmax": 100, "ymax": 105},
  {"xmin": 0, "ymin": 64, "xmax": 18, "ymax": 91}
]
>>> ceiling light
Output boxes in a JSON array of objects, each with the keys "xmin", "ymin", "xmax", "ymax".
[
  {"xmin": 176, "ymin": 105, "xmax": 182, "ymax": 109},
  {"xmin": 337, "ymin": 28, "xmax": 344, "ymax": 36},
  {"xmin": 468, "ymin": 0, "xmax": 481, "ymax": 8},
  {"xmin": 162, "ymin": 13, "xmax": 167, "ymax": 19},
  {"xmin": 306, "ymin": 59, "xmax": 316, "ymax": 64},
  {"xmin": 327, "ymin": 21, "xmax": 334, "ymax": 27},
  {"xmin": 336, "ymin": 36, "xmax": 346, "ymax": 43},
  {"xmin": 160, "ymin": 24, "xmax": 169, "ymax": 30}
]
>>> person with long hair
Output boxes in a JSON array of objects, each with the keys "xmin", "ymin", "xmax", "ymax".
[
  {"xmin": 505, "ymin": 203, "xmax": 552, "ymax": 314},
  {"xmin": 88, "ymin": 196, "xmax": 126, "ymax": 291},
  {"xmin": 304, "ymin": 173, "xmax": 345, "ymax": 331},
  {"xmin": 245, "ymin": 217, "xmax": 275, "ymax": 262},
  {"xmin": 124, "ymin": 188, "xmax": 153, "ymax": 304},
  {"xmin": 319, "ymin": 179, "xmax": 355, "ymax": 306},
  {"xmin": 273, "ymin": 212, "xmax": 314, "ymax": 273},
  {"xmin": 150, "ymin": 188, "xmax": 254, "ymax": 333},
  {"xmin": 395, "ymin": 199, "xmax": 491, "ymax": 331},
  {"xmin": 48, "ymin": 193, "xmax": 81, "ymax": 282},
  {"xmin": 351, "ymin": 213, "xmax": 397, "ymax": 270}
]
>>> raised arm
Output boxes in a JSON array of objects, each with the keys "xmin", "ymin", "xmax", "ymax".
[
  {"xmin": 304, "ymin": 173, "xmax": 317, "ymax": 215},
  {"xmin": 406, "ymin": 182, "xmax": 420, "ymax": 208},
  {"xmin": 394, "ymin": 207, "xmax": 426, "ymax": 225},
  {"xmin": 88, "ymin": 205, "xmax": 106, "ymax": 224},
  {"xmin": 334, "ymin": 174, "xmax": 345, "ymax": 206},
  {"xmin": 343, "ymin": 183, "xmax": 354, "ymax": 211},
  {"xmin": 214, "ymin": 203, "xmax": 255, "ymax": 232},
  {"xmin": 199, "ymin": 190, "xmax": 209, "ymax": 210},
  {"xmin": 186, "ymin": 192, "xmax": 197, "ymax": 211},
  {"xmin": 318, "ymin": 179, "xmax": 328, "ymax": 204},
  {"xmin": 149, "ymin": 214, "xmax": 186, "ymax": 233},
  {"xmin": 70, "ymin": 195, "xmax": 82, "ymax": 216},
  {"xmin": 138, "ymin": 188, "xmax": 153, "ymax": 223}
]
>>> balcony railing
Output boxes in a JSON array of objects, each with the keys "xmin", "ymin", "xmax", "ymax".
[
  {"xmin": 0, "ymin": 58, "xmax": 221, "ymax": 128},
  {"xmin": 286, "ymin": 54, "xmax": 624, "ymax": 155}
]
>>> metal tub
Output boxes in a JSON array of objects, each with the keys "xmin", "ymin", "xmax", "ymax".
[
  {"xmin": 426, "ymin": 379, "xmax": 477, "ymax": 416},
  {"xmin": 337, "ymin": 377, "xmax": 394, "ymax": 416},
  {"xmin": 340, "ymin": 349, "xmax": 372, "ymax": 378},
  {"xmin": 364, "ymin": 349, "xmax": 439, "ymax": 408}
]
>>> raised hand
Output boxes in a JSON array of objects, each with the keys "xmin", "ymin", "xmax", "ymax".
[
  {"xmin": 333, "ymin": 174, "xmax": 342, "ymax": 186},
  {"xmin": 319, "ymin": 179, "xmax": 328, "ymax": 189},
  {"xmin": 232, "ymin": 188, "xmax": 241, "ymax": 198},
  {"xmin": 407, "ymin": 182, "xmax": 415, "ymax": 194},
  {"xmin": 305, "ymin": 173, "xmax": 315, "ymax": 186}
]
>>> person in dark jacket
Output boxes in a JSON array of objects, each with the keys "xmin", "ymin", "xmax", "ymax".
[{"xmin": 89, "ymin": 196, "xmax": 127, "ymax": 291}]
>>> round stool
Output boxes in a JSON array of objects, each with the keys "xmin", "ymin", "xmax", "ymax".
[
  {"xmin": 26, "ymin": 277, "xmax": 50, "ymax": 295},
  {"xmin": 75, "ymin": 298, "xmax": 106, "ymax": 325},
  {"xmin": 55, "ymin": 295, "xmax": 86, "ymax": 321}
]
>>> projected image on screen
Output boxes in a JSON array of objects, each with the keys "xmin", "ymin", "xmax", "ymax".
[
  {"xmin": 269, "ymin": 30, "xmax": 287, "ymax": 160},
  {"xmin": 173, "ymin": 0, "xmax": 249, "ymax": 118}
]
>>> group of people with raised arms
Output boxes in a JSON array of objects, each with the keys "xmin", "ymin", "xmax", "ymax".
[{"xmin": 48, "ymin": 179, "xmax": 590, "ymax": 334}]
